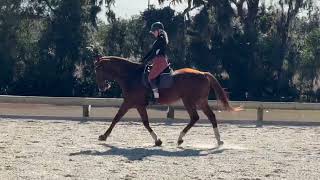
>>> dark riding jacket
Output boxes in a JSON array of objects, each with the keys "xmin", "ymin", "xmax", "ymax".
[{"xmin": 143, "ymin": 30, "xmax": 168, "ymax": 63}]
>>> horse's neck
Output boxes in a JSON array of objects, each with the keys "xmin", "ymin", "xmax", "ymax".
[
  {"xmin": 119, "ymin": 62, "xmax": 142, "ymax": 74},
  {"xmin": 110, "ymin": 60, "xmax": 142, "ymax": 77},
  {"xmin": 107, "ymin": 59, "xmax": 143, "ymax": 89}
]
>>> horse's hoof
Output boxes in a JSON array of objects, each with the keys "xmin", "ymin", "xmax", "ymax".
[
  {"xmin": 177, "ymin": 139, "xmax": 184, "ymax": 146},
  {"xmin": 218, "ymin": 140, "xmax": 224, "ymax": 146},
  {"xmin": 155, "ymin": 139, "xmax": 162, "ymax": 146},
  {"xmin": 98, "ymin": 135, "xmax": 107, "ymax": 141}
]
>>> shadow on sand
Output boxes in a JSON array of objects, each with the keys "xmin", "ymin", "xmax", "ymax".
[{"xmin": 69, "ymin": 144, "xmax": 225, "ymax": 161}]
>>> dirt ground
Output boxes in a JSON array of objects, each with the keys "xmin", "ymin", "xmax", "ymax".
[
  {"xmin": 0, "ymin": 104, "xmax": 320, "ymax": 179},
  {"xmin": 1, "ymin": 103, "xmax": 320, "ymax": 124}
]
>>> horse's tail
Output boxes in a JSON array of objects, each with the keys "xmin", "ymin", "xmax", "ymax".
[{"xmin": 205, "ymin": 72, "xmax": 241, "ymax": 111}]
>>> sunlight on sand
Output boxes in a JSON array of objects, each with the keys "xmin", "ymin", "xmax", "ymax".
[{"xmin": 181, "ymin": 142, "xmax": 250, "ymax": 155}]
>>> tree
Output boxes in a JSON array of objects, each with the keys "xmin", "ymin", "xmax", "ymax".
[{"xmin": 0, "ymin": 0, "xmax": 319, "ymax": 101}]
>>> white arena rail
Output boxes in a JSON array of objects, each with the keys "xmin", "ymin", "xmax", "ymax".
[{"xmin": 1, "ymin": 95, "xmax": 320, "ymax": 126}]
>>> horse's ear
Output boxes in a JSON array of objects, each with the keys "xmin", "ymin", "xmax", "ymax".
[
  {"xmin": 94, "ymin": 56, "xmax": 100, "ymax": 63},
  {"xmin": 94, "ymin": 57, "xmax": 108, "ymax": 69},
  {"xmin": 93, "ymin": 55, "xmax": 100, "ymax": 66},
  {"xmin": 94, "ymin": 58, "xmax": 101, "ymax": 67},
  {"xmin": 94, "ymin": 61, "xmax": 102, "ymax": 70}
]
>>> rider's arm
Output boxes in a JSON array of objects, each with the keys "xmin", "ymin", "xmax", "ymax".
[
  {"xmin": 142, "ymin": 35, "xmax": 166, "ymax": 63},
  {"xmin": 154, "ymin": 34, "xmax": 166, "ymax": 56},
  {"xmin": 142, "ymin": 48, "xmax": 154, "ymax": 63}
]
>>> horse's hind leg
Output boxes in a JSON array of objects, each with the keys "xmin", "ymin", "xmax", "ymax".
[
  {"xmin": 98, "ymin": 103, "xmax": 129, "ymax": 141},
  {"xmin": 177, "ymin": 100, "xmax": 199, "ymax": 146},
  {"xmin": 201, "ymin": 102, "xmax": 224, "ymax": 146},
  {"xmin": 137, "ymin": 106, "xmax": 162, "ymax": 146}
]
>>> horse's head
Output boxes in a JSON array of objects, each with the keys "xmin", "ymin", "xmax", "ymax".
[
  {"xmin": 94, "ymin": 56, "xmax": 143, "ymax": 92},
  {"xmin": 94, "ymin": 60, "xmax": 112, "ymax": 92}
]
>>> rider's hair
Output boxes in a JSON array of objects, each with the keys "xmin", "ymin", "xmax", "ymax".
[{"xmin": 159, "ymin": 29, "xmax": 169, "ymax": 44}]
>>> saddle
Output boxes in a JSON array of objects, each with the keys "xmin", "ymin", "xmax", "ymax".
[{"xmin": 142, "ymin": 64, "xmax": 174, "ymax": 89}]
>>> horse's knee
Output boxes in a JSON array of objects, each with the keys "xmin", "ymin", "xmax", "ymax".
[
  {"xmin": 191, "ymin": 114, "xmax": 199, "ymax": 122},
  {"xmin": 186, "ymin": 114, "xmax": 199, "ymax": 129}
]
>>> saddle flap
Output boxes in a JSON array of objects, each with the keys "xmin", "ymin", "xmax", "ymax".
[
  {"xmin": 142, "ymin": 65, "xmax": 173, "ymax": 89},
  {"xmin": 159, "ymin": 73, "xmax": 173, "ymax": 89}
]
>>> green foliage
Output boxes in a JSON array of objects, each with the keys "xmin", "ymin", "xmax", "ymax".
[
  {"xmin": 296, "ymin": 29, "xmax": 320, "ymax": 96},
  {"xmin": 0, "ymin": 0, "xmax": 319, "ymax": 102}
]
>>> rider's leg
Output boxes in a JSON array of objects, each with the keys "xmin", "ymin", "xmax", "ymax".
[
  {"xmin": 149, "ymin": 79, "xmax": 159, "ymax": 99},
  {"xmin": 148, "ymin": 56, "xmax": 169, "ymax": 100},
  {"xmin": 148, "ymin": 67, "xmax": 160, "ymax": 99}
]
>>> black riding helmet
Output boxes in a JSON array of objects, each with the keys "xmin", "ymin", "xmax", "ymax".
[{"xmin": 149, "ymin": 22, "xmax": 164, "ymax": 33}]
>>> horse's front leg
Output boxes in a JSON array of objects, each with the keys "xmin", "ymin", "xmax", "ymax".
[
  {"xmin": 137, "ymin": 106, "xmax": 162, "ymax": 146},
  {"xmin": 98, "ymin": 103, "xmax": 130, "ymax": 141}
]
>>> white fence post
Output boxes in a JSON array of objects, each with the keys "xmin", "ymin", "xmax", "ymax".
[
  {"xmin": 167, "ymin": 106, "xmax": 174, "ymax": 119},
  {"xmin": 256, "ymin": 107, "xmax": 263, "ymax": 127},
  {"xmin": 82, "ymin": 105, "xmax": 91, "ymax": 117}
]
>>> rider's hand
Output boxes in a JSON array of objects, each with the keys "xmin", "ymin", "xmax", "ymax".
[{"xmin": 141, "ymin": 57, "xmax": 148, "ymax": 64}]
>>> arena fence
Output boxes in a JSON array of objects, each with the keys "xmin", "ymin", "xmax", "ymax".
[{"xmin": 1, "ymin": 95, "xmax": 320, "ymax": 126}]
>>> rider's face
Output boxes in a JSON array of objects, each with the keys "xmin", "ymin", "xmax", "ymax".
[{"xmin": 151, "ymin": 30, "xmax": 158, "ymax": 38}]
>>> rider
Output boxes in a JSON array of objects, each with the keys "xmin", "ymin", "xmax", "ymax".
[{"xmin": 142, "ymin": 21, "xmax": 170, "ymax": 100}]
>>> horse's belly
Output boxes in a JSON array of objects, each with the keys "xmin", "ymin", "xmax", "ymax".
[
  {"xmin": 158, "ymin": 87, "xmax": 180, "ymax": 104},
  {"xmin": 161, "ymin": 74, "xmax": 210, "ymax": 102}
]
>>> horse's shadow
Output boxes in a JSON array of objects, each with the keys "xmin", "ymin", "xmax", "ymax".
[{"xmin": 69, "ymin": 144, "xmax": 223, "ymax": 161}]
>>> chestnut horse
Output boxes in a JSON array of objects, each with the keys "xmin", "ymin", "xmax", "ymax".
[{"xmin": 94, "ymin": 56, "xmax": 239, "ymax": 146}]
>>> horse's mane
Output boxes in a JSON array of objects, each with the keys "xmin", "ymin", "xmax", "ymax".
[
  {"xmin": 97, "ymin": 56, "xmax": 142, "ymax": 67},
  {"xmin": 95, "ymin": 56, "xmax": 144, "ymax": 76}
]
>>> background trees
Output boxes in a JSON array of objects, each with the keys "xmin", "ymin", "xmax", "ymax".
[{"xmin": 0, "ymin": 0, "xmax": 319, "ymax": 101}]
